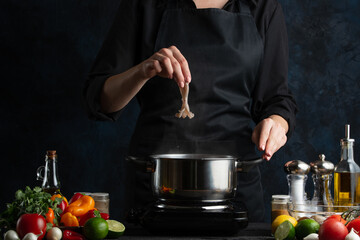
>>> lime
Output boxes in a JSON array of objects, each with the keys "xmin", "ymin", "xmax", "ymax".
[
  {"xmin": 106, "ymin": 220, "xmax": 126, "ymax": 238},
  {"xmin": 295, "ymin": 218, "xmax": 320, "ymax": 240},
  {"xmin": 83, "ymin": 217, "xmax": 109, "ymax": 240},
  {"xmin": 274, "ymin": 220, "xmax": 296, "ymax": 240},
  {"xmin": 272, "ymin": 215, "xmax": 298, "ymax": 234}
]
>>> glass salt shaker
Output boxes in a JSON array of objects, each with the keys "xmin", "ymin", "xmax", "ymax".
[
  {"xmin": 310, "ymin": 154, "xmax": 334, "ymax": 209},
  {"xmin": 284, "ymin": 160, "xmax": 310, "ymax": 203}
]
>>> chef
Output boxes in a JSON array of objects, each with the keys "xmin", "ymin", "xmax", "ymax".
[{"xmin": 83, "ymin": 0, "xmax": 297, "ymax": 221}]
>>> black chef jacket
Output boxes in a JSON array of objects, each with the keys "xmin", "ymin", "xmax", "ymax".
[
  {"xmin": 83, "ymin": 0, "xmax": 298, "ymax": 222},
  {"xmin": 83, "ymin": 0, "xmax": 298, "ymax": 135}
]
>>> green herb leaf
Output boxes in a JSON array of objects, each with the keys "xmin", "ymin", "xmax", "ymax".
[
  {"xmin": 15, "ymin": 190, "xmax": 25, "ymax": 200},
  {"xmin": 94, "ymin": 210, "xmax": 101, "ymax": 218},
  {"xmin": 46, "ymin": 222, "xmax": 53, "ymax": 232},
  {"xmin": 0, "ymin": 186, "xmax": 59, "ymax": 229}
]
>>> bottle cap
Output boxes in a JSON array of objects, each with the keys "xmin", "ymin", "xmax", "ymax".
[
  {"xmin": 310, "ymin": 154, "xmax": 334, "ymax": 175},
  {"xmin": 284, "ymin": 160, "xmax": 310, "ymax": 174},
  {"xmin": 46, "ymin": 150, "xmax": 57, "ymax": 160},
  {"xmin": 341, "ymin": 124, "xmax": 355, "ymax": 143},
  {"xmin": 47, "ymin": 150, "xmax": 56, "ymax": 157}
]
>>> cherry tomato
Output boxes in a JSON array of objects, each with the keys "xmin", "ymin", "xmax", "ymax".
[
  {"xmin": 319, "ymin": 219, "xmax": 349, "ymax": 240},
  {"xmin": 16, "ymin": 214, "xmax": 46, "ymax": 240},
  {"xmin": 347, "ymin": 218, "xmax": 360, "ymax": 234}
]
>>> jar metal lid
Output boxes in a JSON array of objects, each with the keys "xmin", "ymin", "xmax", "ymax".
[
  {"xmin": 272, "ymin": 195, "xmax": 290, "ymax": 202},
  {"xmin": 90, "ymin": 192, "xmax": 109, "ymax": 200}
]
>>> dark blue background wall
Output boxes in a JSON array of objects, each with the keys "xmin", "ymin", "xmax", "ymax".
[{"xmin": 1, "ymin": 0, "xmax": 359, "ymax": 223}]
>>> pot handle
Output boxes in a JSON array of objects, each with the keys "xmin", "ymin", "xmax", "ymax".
[
  {"xmin": 125, "ymin": 156, "xmax": 156, "ymax": 173},
  {"xmin": 236, "ymin": 157, "xmax": 264, "ymax": 172}
]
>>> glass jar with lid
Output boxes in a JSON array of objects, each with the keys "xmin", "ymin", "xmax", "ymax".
[
  {"xmin": 89, "ymin": 192, "xmax": 110, "ymax": 214},
  {"xmin": 271, "ymin": 195, "xmax": 290, "ymax": 222}
]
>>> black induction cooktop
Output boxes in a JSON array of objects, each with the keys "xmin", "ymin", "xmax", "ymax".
[{"xmin": 127, "ymin": 199, "xmax": 248, "ymax": 236}]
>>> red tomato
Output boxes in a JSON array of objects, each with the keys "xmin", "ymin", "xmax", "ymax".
[
  {"xmin": 325, "ymin": 214, "xmax": 347, "ymax": 224},
  {"xmin": 319, "ymin": 219, "xmax": 349, "ymax": 240},
  {"xmin": 16, "ymin": 214, "xmax": 46, "ymax": 239},
  {"xmin": 347, "ymin": 218, "xmax": 360, "ymax": 234}
]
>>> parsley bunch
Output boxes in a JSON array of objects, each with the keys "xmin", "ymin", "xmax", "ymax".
[{"xmin": 0, "ymin": 186, "xmax": 62, "ymax": 230}]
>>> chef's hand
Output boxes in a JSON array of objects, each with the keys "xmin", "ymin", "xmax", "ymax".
[
  {"xmin": 139, "ymin": 45, "xmax": 191, "ymax": 88},
  {"xmin": 252, "ymin": 115, "xmax": 288, "ymax": 161}
]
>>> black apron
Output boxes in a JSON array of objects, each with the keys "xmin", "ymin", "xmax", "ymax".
[{"xmin": 127, "ymin": 0, "xmax": 265, "ymax": 221}]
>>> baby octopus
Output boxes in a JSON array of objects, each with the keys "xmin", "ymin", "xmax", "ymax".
[{"xmin": 175, "ymin": 83, "xmax": 194, "ymax": 119}]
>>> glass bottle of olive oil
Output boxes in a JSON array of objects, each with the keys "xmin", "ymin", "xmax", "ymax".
[
  {"xmin": 334, "ymin": 125, "xmax": 360, "ymax": 206},
  {"xmin": 36, "ymin": 150, "xmax": 61, "ymax": 195}
]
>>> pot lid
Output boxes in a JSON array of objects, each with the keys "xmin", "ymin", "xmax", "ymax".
[
  {"xmin": 310, "ymin": 154, "xmax": 334, "ymax": 175},
  {"xmin": 284, "ymin": 160, "xmax": 310, "ymax": 175}
]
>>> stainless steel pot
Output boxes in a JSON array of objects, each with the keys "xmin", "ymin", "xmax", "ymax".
[{"xmin": 127, "ymin": 154, "xmax": 263, "ymax": 202}]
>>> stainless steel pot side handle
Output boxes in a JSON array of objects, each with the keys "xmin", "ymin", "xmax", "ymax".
[
  {"xmin": 236, "ymin": 157, "xmax": 264, "ymax": 172},
  {"xmin": 125, "ymin": 156, "xmax": 156, "ymax": 173}
]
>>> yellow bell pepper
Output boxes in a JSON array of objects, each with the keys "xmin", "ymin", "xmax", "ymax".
[
  {"xmin": 60, "ymin": 212, "xmax": 79, "ymax": 227},
  {"xmin": 65, "ymin": 195, "xmax": 95, "ymax": 217}
]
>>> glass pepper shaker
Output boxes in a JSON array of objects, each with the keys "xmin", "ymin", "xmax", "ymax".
[
  {"xmin": 310, "ymin": 154, "xmax": 334, "ymax": 209},
  {"xmin": 284, "ymin": 160, "xmax": 310, "ymax": 203}
]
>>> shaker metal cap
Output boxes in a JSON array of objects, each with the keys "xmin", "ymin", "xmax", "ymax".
[
  {"xmin": 310, "ymin": 154, "xmax": 334, "ymax": 175},
  {"xmin": 284, "ymin": 160, "xmax": 310, "ymax": 174}
]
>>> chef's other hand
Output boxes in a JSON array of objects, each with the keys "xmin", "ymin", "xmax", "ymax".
[
  {"xmin": 140, "ymin": 45, "xmax": 191, "ymax": 88},
  {"xmin": 252, "ymin": 115, "xmax": 288, "ymax": 161}
]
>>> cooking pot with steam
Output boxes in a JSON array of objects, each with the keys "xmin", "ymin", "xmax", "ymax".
[{"xmin": 127, "ymin": 154, "xmax": 263, "ymax": 202}]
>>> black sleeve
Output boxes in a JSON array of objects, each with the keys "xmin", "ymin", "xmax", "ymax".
[
  {"xmin": 82, "ymin": 0, "xmax": 140, "ymax": 121},
  {"xmin": 251, "ymin": 0, "xmax": 298, "ymax": 136}
]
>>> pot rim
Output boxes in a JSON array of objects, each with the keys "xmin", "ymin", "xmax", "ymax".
[
  {"xmin": 149, "ymin": 154, "xmax": 236, "ymax": 160},
  {"xmin": 127, "ymin": 154, "xmax": 264, "ymax": 173}
]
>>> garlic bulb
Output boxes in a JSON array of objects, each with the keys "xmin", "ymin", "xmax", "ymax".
[
  {"xmin": 46, "ymin": 227, "xmax": 62, "ymax": 240},
  {"xmin": 304, "ymin": 233, "xmax": 319, "ymax": 240},
  {"xmin": 345, "ymin": 228, "xmax": 360, "ymax": 240},
  {"xmin": 3, "ymin": 230, "xmax": 20, "ymax": 240}
]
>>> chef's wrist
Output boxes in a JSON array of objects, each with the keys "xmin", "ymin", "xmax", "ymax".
[
  {"xmin": 268, "ymin": 115, "xmax": 289, "ymax": 134},
  {"xmin": 135, "ymin": 62, "xmax": 153, "ymax": 83}
]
